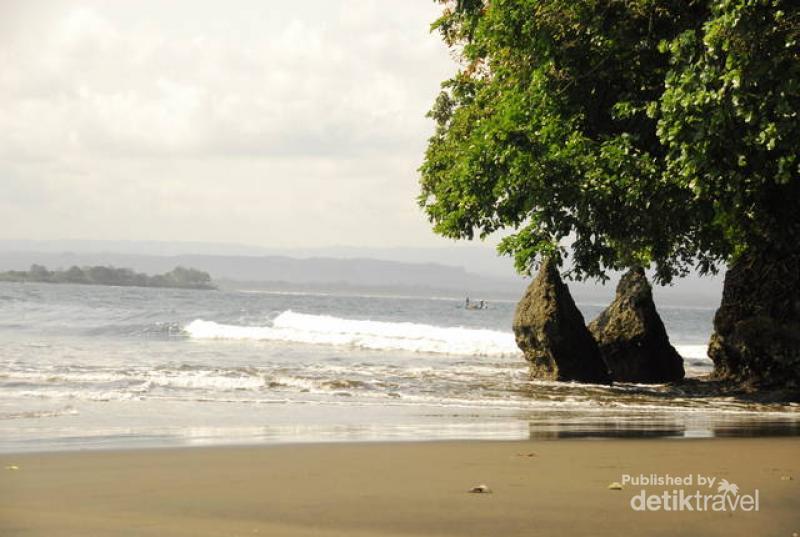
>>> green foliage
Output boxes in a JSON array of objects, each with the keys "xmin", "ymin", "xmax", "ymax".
[
  {"xmin": 419, "ymin": 0, "xmax": 799, "ymax": 283},
  {"xmin": 659, "ymin": 0, "xmax": 800, "ymax": 260}
]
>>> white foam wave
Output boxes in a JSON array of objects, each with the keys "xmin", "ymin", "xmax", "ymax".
[
  {"xmin": 185, "ymin": 311, "xmax": 521, "ymax": 357},
  {"xmin": 0, "ymin": 406, "xmax": 78, "ymax": 420},
  {"xmin": 147, "ymin": 372, "xmax": 265, "ymax": 391},
  {"xmin": 675, "ymin": 345, "xmax": 713, "ymax": 377},
  {"xmin": 675, "ymin": 345, "xmax": 710, "ymax": 360}
]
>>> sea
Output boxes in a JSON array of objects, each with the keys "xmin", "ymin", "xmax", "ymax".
[{"xmin": 1, "ymin": 282, "xmax": 798, "ymax": 452}]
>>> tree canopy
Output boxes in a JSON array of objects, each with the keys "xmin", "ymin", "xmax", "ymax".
[{"xmin": 419, "ymin": 0, "xmax": 799, "ymax": 283}]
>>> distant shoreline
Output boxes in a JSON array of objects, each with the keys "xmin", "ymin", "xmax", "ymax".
[
  {"xmin": 0, "ymin": 264, "xmax": 216, "ymax": 291},
  {"xmin": 0, "ymin": 280, "xmax": 215, "ymax": 291}
]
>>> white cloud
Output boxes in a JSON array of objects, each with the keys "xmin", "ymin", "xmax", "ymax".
[{"xmin": 0, "ymin": 0, "xmax": 460, "ymax": 248}]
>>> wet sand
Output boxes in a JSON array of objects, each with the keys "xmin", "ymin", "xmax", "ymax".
[{"xmin": 1, "ymin": 438, "xmax": 798, "ymax": 536}]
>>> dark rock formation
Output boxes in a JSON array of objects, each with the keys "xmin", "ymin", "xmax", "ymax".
[
  {"xmin": 588, "ymin": 267, "xmax": 685, "ymax": 383},
  {"xmin": 513, "ymin": 259, "xmax": 610, "ymax": 383},
  {"xmin": 709, "ymin": 252, "xmax": 800, "ymax": 388}
]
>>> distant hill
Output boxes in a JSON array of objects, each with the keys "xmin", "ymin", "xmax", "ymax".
[
  {"xmin": 0, "ymin": 251, "xmax": 524, "ymax": 299},
  {"xmin": 0, "ymin": 240, "xmax": 724, "ymax": 306},
  {"xmin": 0, "ymin": 239, "xmax": 517, "ymax": 278}
]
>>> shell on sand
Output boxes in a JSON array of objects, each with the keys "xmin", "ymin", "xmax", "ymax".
[
  {"xmin": 468, "ymin": 484, "xmax": 491, "ymax": 494},
  {"xmin": 607, "ymin": 482, "xmax": 623, "ymax": 490}
]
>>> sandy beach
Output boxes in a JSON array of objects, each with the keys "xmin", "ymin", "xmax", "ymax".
[{"xmin": 1, "ymin": 438, "xmax": 798, "ymax": 537}]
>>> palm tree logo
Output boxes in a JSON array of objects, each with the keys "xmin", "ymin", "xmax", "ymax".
[{"xmin": 717, "ymin": 479, "xmax": 739, "ymax": 496}]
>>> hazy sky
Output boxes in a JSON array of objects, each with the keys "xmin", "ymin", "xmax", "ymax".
[{"xmin": 0, "ymin": 1, "xmax": 470, "ymax": 249}]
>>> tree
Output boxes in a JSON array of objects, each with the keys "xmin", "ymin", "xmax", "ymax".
[
  {"xmin": 62, "ymin": 266, "xmax": 89, "ymax": 284},
  {"xmin": 419, "ymin": 0, "xmax": 798, "ymax": 284},
  {"xmin": 659, "ymin": 0, "xmax": 800, "ymax": 261},
  {"xmin": 162, "ymin": 266, "xmax": 213, "ymax": 288},
  {"xmin": 29, "ymin": 264, "xmax": 51, "ymax": 281}
]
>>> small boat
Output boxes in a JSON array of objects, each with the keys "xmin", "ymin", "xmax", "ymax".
[{"xmin": 464, "ymin": 298, "xmax": 488, "ymax": 310}]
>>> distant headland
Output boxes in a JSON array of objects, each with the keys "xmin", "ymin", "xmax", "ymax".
[{"xmin": 0, "ymin": 264, "xmax": 215, "ymax": 290}]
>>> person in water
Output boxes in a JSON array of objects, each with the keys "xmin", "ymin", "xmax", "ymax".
[{"xmin": 465, "ymin": 297, "xmax": 487, "ymax": 310}]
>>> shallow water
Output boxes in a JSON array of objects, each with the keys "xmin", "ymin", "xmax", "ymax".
[{"xmin": 0, "ymin": 282, "xmax": 797, "ymax": 452}]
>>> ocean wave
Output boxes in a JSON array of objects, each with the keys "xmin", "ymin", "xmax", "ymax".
[
  {"xmin": 0, "ymin": 406, "xmax": 78, "ymax": 420},
  {"xmin": 184, "ymin": 311, "xmax": 521, "ymax": 357},
  {"xmin": 675, "ymin": 344, "xmax": 710, "ymax": 360},
  {"xmin": 2, "ymin": 364, "xmax": 798, "ymax": 418},
  {"xmin": 184, "ymin": 313, "xmax": 713, "ymax": 366}
]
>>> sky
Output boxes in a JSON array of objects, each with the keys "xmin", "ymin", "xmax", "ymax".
[{"xmin": 0, "ymin": 0, "xmax": 471, "ymax": 249}]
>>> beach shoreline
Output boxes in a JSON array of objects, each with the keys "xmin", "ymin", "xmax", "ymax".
[{"xmin": 2, "ymin": 437, "xmax": 798, "ymax": 536}]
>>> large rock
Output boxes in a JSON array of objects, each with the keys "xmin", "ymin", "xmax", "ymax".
[
  {"xmin": 588, "ymin": 267, "xmax": 685, "ymax": 383},
  {"xmin": 708, "ymin": 251, "xmax": 800, "ymax": 388},
  {"xmin": 513, "ymin": 259, "xmax": 610, "ymax": 383}
]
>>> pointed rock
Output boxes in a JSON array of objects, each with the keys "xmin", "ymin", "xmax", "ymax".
[
  {"xmin": 588, "ymin": 267, "xmax": 684, "ymax": 383},
  {"xmin": 709, "ymin": 251, "xmax": 800, "ymax": 388},
  {"xmin": 513, "ymin": 259, "xmax": 610, "ymax": 383}
]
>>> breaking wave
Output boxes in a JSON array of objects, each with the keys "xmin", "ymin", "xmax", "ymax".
[
  {"xmin": 185, "ymin": 311, "xmax": 521, "ymax": 357},
  {"xmin": 674, "ymin": 345, "xmax": 709, "ymax": 360}
]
